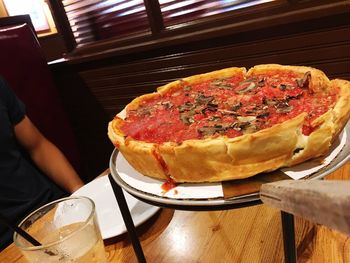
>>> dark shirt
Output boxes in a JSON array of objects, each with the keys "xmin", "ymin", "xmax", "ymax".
[{"xmin": 0, "ymin": 78, "xmax": 67, "ymax": 250}]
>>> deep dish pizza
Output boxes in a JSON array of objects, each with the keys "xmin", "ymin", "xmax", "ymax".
[{"xmin": 108, "ymin": 64, "xmax": 350, "ymax": 183}]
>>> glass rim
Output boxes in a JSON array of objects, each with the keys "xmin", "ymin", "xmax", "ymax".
[{"xmin": 13, "ymin": 196, "xmax": 96, "ymax": 251}]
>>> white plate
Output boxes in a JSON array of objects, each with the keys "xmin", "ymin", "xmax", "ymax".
[{"xmin": 72, "ymin": 175, "xmax": 160, "ymax": 239}]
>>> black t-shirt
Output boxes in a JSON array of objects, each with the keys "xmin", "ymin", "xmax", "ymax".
[{"xmin": 0, "ymin": 78, "xmax": 67, "ymax": 250}]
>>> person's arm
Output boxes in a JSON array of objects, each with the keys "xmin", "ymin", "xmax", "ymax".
[{"xmin": 14, "ymin": 116, "xmax": 84, "ymax": 193}]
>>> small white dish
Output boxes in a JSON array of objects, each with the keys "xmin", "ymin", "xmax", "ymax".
[{"xmin": 72, "ymin": 175, "xmax": 160, "ymax": 239}]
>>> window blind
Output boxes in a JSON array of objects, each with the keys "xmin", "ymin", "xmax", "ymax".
[
  {"xmin": 159, "ymin": 0, "xmax": 277, "ymax": 27},
  {"xmin": 61, "ymin": 0, "xmax": 149, "ymax": 46},
  {"xmin": 58, "ymin": 0, "xmax": 280, "ymax": 47}
]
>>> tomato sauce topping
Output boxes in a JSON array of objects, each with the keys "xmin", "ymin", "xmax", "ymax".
[
  {"xmin": 161, "ymin": 178, "xmax": 177, "ymax": 192},
  {"xmin": 121, "ymin": 70, "xmax": 338, "ymax": 143}
]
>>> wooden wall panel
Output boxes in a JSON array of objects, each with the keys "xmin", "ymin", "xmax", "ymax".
[
  {"xmin": 80, "ymin": 26, "xmax": 350, "ymax": 79},
  {"xmin": 76, "ymin": 21, "xmax": 350, "ymax": 117}
]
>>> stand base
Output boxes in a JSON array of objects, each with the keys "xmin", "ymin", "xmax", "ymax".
[
  {"xmin": 108, "ymin": 174, "xmax": 147, "ymax": 263},
  {"xmin": 109, "ymin": 173, "xmax": 297, "ymax": 263},
  {"xmin": 281, "ymin": 211, "xmax": 297, "ymax": 263}
]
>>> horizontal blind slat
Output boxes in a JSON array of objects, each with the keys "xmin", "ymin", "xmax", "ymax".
[
  {"xmin": 160, "ymin": 0, "xmax": 277, "ymax": 26},
  {"xmin": 61, "ymin": 0, "xmax": 279, "ymax": 46},
  {"xmin": 61, "ymin": 0, "xmax": 148, "ymax": 44}
]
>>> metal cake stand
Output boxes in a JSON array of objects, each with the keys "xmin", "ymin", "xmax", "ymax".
[{"xmin": 107, "ymin": 121, "xmax": 350, "ymax": 263}]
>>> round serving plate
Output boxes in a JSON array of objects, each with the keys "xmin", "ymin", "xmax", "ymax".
[{"xmin": 109, "ymin": 121, "xmax": 350, "ymax": 209}]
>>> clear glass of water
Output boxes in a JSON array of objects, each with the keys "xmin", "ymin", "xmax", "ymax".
[{"xmin": 13, "ymin": 196, "xmax": 107, "ymax": 263}]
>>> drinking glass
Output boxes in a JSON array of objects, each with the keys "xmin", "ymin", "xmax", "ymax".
[{"xmin": 13, "ymin": 196, "xmax": 107, "ymax": 263}]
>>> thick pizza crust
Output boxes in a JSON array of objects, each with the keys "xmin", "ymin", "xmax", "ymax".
[{"xmin": 108, "ymin": 64, "xmax": 350, "ymax": 182}]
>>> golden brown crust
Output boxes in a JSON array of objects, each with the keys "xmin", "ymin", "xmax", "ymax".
[
  {"xmin": 330, "ymin": 79, "xmax": 350, "ymax": 137},
  {"xmin": 108, "ymin": 64, "xmax": 350, "ymax": 183}
]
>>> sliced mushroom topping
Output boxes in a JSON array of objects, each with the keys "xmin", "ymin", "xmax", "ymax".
[
  {"xmin": 161, "ymin": 101, "xmax": 173, "ymax": 109},
  {"xmin": 231, "ymin": 102, "xmax": 243, "ymax": 111},
  {"xmin": 208, "ymin": 115, "xmax": 221, "ymax": 121},
  {"xmin": 279, "ymin": 84, "xmax": 295, "ymax": 91},
  {"xmin": 183, "ymin": 85, "xmax": 192, "ymax": 91},
  {"xmin": 210, "ymin": 79, "xmax": 233, "ymax": 89},
  {"xmin": 237, "ymin": 116, "xmax": 257, "ymax": 122},
  {"xmin": 206, "ymin": 102, "xmax": 218, "ymax": 111},
  {"xmin": 257, "ymin": 78, "xmax": 266, "ymax": 87},
  {"xmin": 178, "ymin": 102, "xmax": 194, "ymax": 112},
  {"xmin": 229, "ymin": 122, "xmax": 240, "ymax": 131},
  {"xmin": 198, "ymin": 125, "xmax": 226, "ymax": 136},
  {"xmin": 265, "ymin": 98, "xmax": 278, "ymax": 106},
  {"xmin": 275, "ymin": 101, "xmax": 288, "ymax": 108},
  {"xmin": 243, "ymin": 103, "xmax": 268, "ymax": 117},
  {"xmin": 270, "ymin": 78, "xmax": 280, "ymax": 88},
  {"xmin": 180, "ymin": 111, "xmax": 195, "ymax": 125},
  {"xmin": 279, "ymin": 84, "xmax": 287, "ymax": 91},
  {"xmin": 236, "ymin": 81, "xmax": 257, "ymax": 94},
  {"xmin": 286, "ymin": 93, "xmax": 303, "ymax": 101},
  {"xmin": 136, "ymin": 107, "xmax": 152, "ymax": 117},
  {"xmin": 275, "ymin": 101, "xmax": 293, "ymax": 113},
  {"xmin": 247, "ymin": 103, "xmax": 262, "ymax": 112},
  {"xmin": 229, "ymin": 121, "xmax": 251, "ymax": 131},
  {"xmin": 257, "ymin": 112, "xmax": 270, "ymax": 118},
  {"xmin": 218, "ymin": 109, "xmax": 240, "ymax": 116},
  {"xmin": 196, "ymin": 94, "xmax": 214, "ymax": 105},
  {"xmin": 262, "ymin": 97, "xmax": 268, "ymax": 105},
  {"xmin": 296, "ymin": 71, "xmax": 311, "ymax": 88}
]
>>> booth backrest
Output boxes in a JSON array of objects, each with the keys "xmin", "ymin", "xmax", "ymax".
[{"xmin": 0, "ymin": 19, "xmax": 81, "ymax": 174}]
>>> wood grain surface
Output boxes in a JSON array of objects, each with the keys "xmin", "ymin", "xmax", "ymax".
[
  {"xmin": 1, "ymin": 164, "xmax": 349, "ymax": 263},
  {"xmin": 260, "ymin": 180, "xmax": 350, "ymax": 235}
]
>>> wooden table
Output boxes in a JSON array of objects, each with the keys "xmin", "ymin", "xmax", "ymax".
[{"xmin": 1, "ymin": 165, "xmax": 350, "ymax": 263}]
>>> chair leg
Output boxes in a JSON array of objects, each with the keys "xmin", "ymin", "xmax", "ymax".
[
  {"xmin": 281, "ymin": 211, "xmax": 296, "ymax": 263},
  {"xmin": 108, "ymin": 174, "xmax": 147, "ymax": 263}
]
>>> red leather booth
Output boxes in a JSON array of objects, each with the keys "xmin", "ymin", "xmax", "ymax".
[{"xmin": 0, "ymin": 17, "xmax": 81, "ymax": 175}]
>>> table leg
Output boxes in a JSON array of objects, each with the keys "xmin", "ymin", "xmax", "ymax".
[
  {"xmin": 281, "ymin": 211, "xmax": 296, "ymax": 263},
  {"xmin": 108, "ymin": 174, "xmax": 147, "ymax": 263}
]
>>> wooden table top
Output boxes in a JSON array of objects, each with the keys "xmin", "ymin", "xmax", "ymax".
[{"xmin": 1, "ymin": 164, "xmax": 350, "ymax": 263}]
